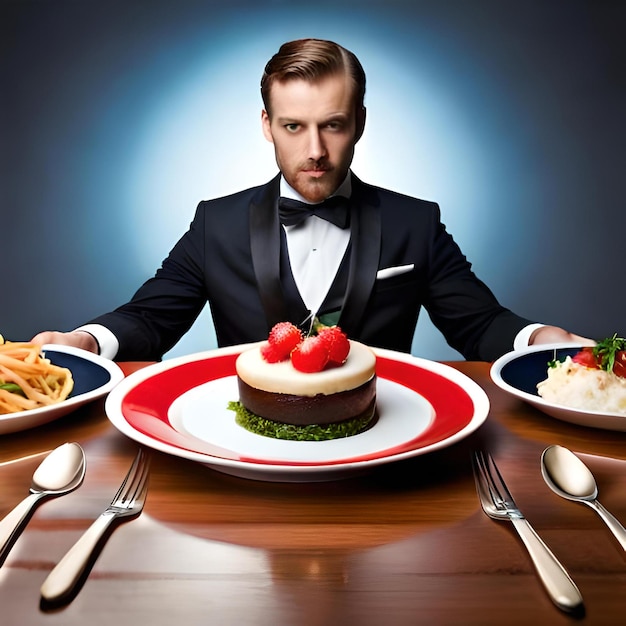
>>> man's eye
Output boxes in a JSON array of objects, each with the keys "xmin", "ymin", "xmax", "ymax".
[
  {"xmin": 326, "ymin": 121, "xmax": 344, "ymax": 131},
  {"xmin": 284, "ymin": 123, "xmax": 299, "ymax": 132}
]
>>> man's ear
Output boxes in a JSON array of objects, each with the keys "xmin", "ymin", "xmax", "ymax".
[
  {"xmin": 261, "ymin": 109, "xmax": 274, "ymax": 143},
  {"xmin": 355, "ymin": 106, "xmax": 366, "ymax": 143}
]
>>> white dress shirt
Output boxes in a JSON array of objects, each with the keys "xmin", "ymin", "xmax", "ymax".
[{"xmin": 280, "ymin": 175, "xmax": 351, "ymax": 318}]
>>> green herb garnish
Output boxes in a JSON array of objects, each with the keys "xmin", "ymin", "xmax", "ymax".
[
  {"xmin": 592, "ymin": 334, "xmax": 626, "ymax": 373},
  {"xmin": 228, "ymin": 401, "xmax": 375, "ymax": 441},
  {"xmin": 547, "ymin": 348, "xmax": 562, "ymax": 368},
  {"xmin": 0, "ymin": 383, "xmax": 25, "ymax": 396}
]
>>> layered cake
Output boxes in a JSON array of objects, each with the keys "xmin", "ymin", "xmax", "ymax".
[{"xmin": 231, "ymin": 323, "xmax": 377, "ymax": 441}]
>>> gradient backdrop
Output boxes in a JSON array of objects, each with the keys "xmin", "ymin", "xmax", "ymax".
[{"xmin": 2, "ymin": 0, "xmax": 625, "ymax": 360}]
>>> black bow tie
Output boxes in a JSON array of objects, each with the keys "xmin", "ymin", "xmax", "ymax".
[{"xmin": 278, "ymin": 196, "xmax": 350, "ymax": 229}]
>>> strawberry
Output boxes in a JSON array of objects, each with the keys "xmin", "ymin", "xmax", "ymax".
[
  {"xmin": 318, "ymin": 326, "xmax": 350, "ymax": 366},
  {"xmin": 290, "ymin": 335, "xmax": 329, "ymax": 373},
  {"xmin": 262, "ymin": 322, "xmax": 302, "ymax": 362},
  {"xmin": 260, "ymin": 341, "xmax": 286, "ymax": 363}
]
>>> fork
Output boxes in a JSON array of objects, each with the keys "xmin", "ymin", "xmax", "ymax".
[
  {"xmin": 40, "ymin": 448, "xmax": 150, "ymax": 604},
  {"xmin": 472, "ymin": 450, "xmax": 583, "ymax": 612}
]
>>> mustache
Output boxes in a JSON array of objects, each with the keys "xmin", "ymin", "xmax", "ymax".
[{"xmin": 301, "ymin": 159, "xmax": 331, "ymax": 171}]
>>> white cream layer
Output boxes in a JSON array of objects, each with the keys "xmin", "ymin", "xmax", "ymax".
[{"xmin": 235, "ymin": 340, "xmax": 376, "ymax": 396}]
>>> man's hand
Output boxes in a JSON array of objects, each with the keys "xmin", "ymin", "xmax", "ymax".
[
  {"xmin": 529, "ymin": 325, "xmax": 595, "ymax": 347},
  {"xmin": 30, "ymin": 330, "xmax": 99, "ymax": 354}
]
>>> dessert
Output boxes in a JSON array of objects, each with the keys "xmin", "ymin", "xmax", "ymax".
[
  {"xmin": 537, "ymin": 335, "xmax": 626, "ymax": 415},
  {"xmin": 231, "ymin": 323, "xmax": 377, "ymax": 440}
]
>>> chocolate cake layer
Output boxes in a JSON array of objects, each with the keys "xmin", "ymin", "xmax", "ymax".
[{"xmin": 236, "ymin": 376, "xmax": 377, "ymax": 426}]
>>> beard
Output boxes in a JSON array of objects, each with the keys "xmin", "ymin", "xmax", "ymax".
[{"xmin": 289, "ymin": 160, "xmax": 346, "ymax": 203}]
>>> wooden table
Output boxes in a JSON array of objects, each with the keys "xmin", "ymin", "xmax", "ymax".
[{"xmin": 1, "ymin": 361, "xmax": 626, "ymax": 625}]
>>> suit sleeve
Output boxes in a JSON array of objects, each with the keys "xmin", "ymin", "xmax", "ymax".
[
  {"xmin": 423, "ymin": 207, "xmax": 533, "ymax": 361},
  {"xmin": 87, "ymin": 205, "xmax": 208, "ymax": 361}
]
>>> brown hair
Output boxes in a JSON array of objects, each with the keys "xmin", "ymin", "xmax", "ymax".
[{"xmin": 261, "ymin": 39, "xmax": 366, "ymax": 116}]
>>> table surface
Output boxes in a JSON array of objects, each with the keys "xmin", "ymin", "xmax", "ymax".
[{"xmin": 1, "ymin": 360, "xmax": 626, "ymax": 626}]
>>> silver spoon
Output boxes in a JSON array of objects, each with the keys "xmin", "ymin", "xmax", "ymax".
[
  {"xmin": 0, "ymin": 442, "xmax": 86, "ymax": 566},
  {"xmin": 541, "ymin": 445, "xmax": 626, "ymax": 551}
]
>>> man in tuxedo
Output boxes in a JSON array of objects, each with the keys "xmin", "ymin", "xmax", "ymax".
[{"xmin": 32, "ymin": 39, "xmax": 589, "ymax": 361}]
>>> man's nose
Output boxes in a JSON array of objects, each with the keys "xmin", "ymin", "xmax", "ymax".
[{"xmin": 307, "ymin": 129, "xmax": 326, "ymax": 160}]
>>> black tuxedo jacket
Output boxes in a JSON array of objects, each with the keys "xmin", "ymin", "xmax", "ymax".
[{"xmin": 91, "ymin": 174, "xmax": 532, "ymax": 361}]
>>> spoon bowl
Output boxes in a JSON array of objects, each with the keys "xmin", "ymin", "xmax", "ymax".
[
  {"xmin": 0, "ymin": 443, "xmax": 86, "ymax": 566},
  {"xmin": 541, "ymin": 445, "xmax": 626, "ymax": 552},
  {"xmin": 31, "ymin": 442, "xmax": 86, "ymax": 494},
  {"xmin": 541, "ymin": 445, "xmax": 598, "ymax": 501}
]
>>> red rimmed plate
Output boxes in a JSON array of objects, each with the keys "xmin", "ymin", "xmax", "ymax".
[{"xmin": 105, "ymin": 344, "xmax": 489, "ymax": 481}]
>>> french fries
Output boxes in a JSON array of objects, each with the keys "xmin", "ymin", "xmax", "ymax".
[{"xmin": 0, "ymin": 337, "xmax": 74, "ymax": 414}]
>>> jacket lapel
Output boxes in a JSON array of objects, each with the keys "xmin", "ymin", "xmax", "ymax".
[
  {"xmin": 249, "ymin": 175, "xmax": 289, "ymax": 326},
  {"xmin": 337, "ymin": 175, "xmax": 381, "ymax": 336}
]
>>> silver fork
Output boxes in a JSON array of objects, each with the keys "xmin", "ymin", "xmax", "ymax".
[
  {"xmin": 40, "ymin": 448, "xmax": 150, "ymax": 604},
  {"xmin": 472, "ymin": 450, "xmax": 583, "ymax": 612}
]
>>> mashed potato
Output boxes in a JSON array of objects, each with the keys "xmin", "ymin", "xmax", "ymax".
[{"xmin": 537, "ymin": 356, "xmax": 626, "ymax": 415}]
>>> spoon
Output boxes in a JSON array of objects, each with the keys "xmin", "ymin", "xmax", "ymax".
[
  {"xmin": 541, "ymin": 445, "xmax": 626, "ymax": 551},
  {"xmin": 0, "ymin": 442, "xmax": 86, "ymax": 566}
]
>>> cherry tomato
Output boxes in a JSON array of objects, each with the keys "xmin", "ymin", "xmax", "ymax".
[{"xmin": 572, "ymin": 347, "xmax": 600, "ymax": 369}]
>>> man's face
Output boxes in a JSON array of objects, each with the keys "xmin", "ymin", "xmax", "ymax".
[{"xmin": 262, "ymin": 73, "xmax": 365, "ymax": 203}]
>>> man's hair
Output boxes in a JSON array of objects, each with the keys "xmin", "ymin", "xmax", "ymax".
[{"xmin": 261, "ymin": 39, "xmax": 366, "ymax": 116}]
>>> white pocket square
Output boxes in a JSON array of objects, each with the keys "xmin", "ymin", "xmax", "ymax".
[{"xmin": 376, "ymin": 264, "xmax": 414, "ymax": 280}]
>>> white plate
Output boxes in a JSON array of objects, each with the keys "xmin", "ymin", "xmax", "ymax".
[
  {"xmin": 0, "ymin": 344, "xmax": 124, "ymax": 435},
  {"xmin": 105, "ymin": 344, "xmax": 489, "ymax": 482},
  {"xmin": 491, "ymin": 343, "xmax": 626, "ymax": 431}
]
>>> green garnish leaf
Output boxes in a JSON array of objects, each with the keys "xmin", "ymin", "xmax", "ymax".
[
  {"xmin": 0, "ymin": 383, "xmax": 25, "ymax": 396},
  {"xmin": 592, "ymin": 333, "xmax": 626, "ymax": 373},
  {"xmin": 227, "ymin": 400, "xmax": 374, "ymax": 441},
  {"xmin": 547, "ymin": 348, "xmax": 563, "ymax": 368}
]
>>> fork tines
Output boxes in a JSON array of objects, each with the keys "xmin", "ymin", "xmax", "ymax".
[
  {"xmin": 473, "ymin": 450, "xmax": 516, "ymax": 510},
  {"xmin": 111, "ymin": 448, "xmax": 150, "ymax": 510}
]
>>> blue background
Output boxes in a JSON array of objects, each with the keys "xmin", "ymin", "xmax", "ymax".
[{"xmin": 2, "ymin": 0, "xmax": 624, "ymax": 360}]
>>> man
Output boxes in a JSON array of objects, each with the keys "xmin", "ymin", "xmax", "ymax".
[{"xmin": 32, "ymin": 39, "xmax": 590, "ymax": 361}]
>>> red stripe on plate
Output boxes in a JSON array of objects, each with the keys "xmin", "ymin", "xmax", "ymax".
[{"xmin": 120, "ymin": 353, "xmax": 475, "ymax": 466}]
